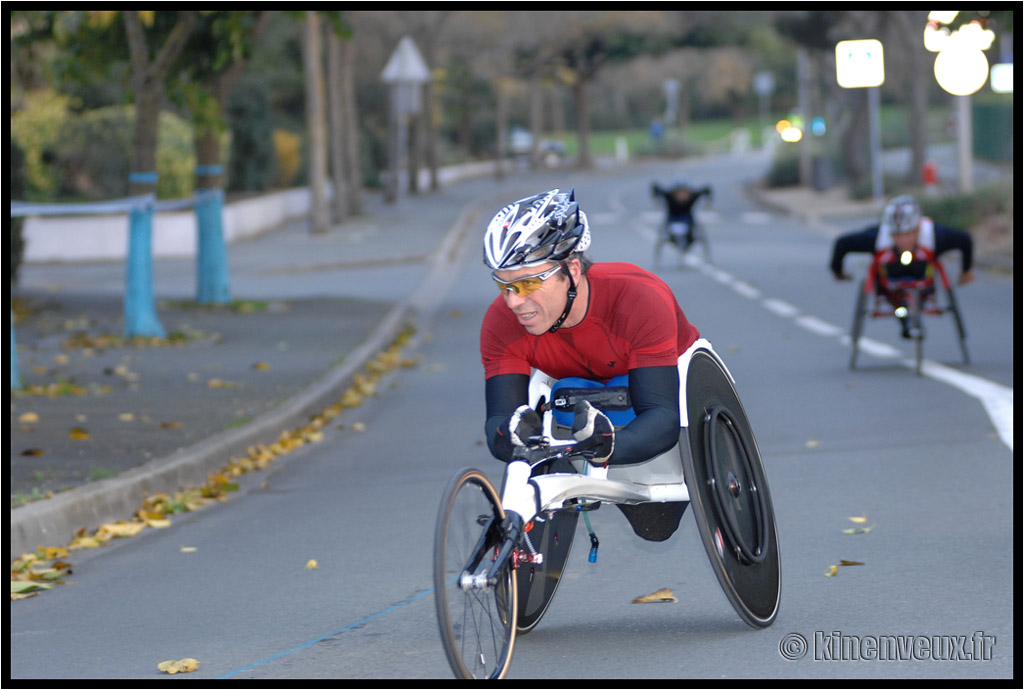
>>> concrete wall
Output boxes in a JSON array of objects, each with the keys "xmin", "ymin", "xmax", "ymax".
[
  {"xmin": 20, "ymin": 161, "xmax": 503, "ymax": 264},
  {"xmin": 21, "ymin": 188, "xmax": 312, "ymax": 263}
]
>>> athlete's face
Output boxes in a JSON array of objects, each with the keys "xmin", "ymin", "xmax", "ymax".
[
  {"xmin": 892, "ymin": 226, "xmax": 919, "ymax": 253},
  {"xmin": 493, "ymin": 260, "xmax": 580, "ymax": 335}
]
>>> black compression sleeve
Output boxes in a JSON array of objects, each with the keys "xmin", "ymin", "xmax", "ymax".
[
  {"xmin": 610, "ymin": 366, "xmax": 681, "ymax": 465},
  {"xmin": 484, "ymin": 373, "xmax": 530, "ymax": 462},
  {"xmin": 830, "ymin": 226, "xmax": 879, "ymax": 277},
  {"xmin": 934, "ymin": 225, "xmax": 974, "ymax": 273}
]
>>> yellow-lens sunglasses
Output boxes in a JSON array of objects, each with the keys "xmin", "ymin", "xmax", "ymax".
[{"xmin": 493, "ymin": 264, "xmax": 563, "ymax": 296}]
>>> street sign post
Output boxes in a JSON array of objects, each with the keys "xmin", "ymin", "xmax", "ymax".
[
  {"xmin": 381, "ymin": 37, "xmax": 430, "ymax": 203},
  {"xmin": 836, "ymin": 39, "xmax": 885, "ymax": 207}
]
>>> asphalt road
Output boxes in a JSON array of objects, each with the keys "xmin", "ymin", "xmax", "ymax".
[{"xmin": 10, "ymin": 155, "xmax": 1014, "ymax": 680}]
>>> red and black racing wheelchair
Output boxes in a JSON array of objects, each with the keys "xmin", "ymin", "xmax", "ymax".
[{"xmin": 849, "ymin": 244, "xmax": 969, "ymax": 375}]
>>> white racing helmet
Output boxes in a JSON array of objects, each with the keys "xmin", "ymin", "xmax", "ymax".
[
  {"xmin": 881, "ymin": 195, "xmax": 922, "ymax": 235},
  {"xmin": 483, "ymin": 188, "xmax": 591, "ymax": 271}
]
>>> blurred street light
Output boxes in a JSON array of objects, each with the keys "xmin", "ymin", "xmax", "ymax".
[
  {"xmin": 928, "ymin": 11, "xmax": 960, "ymax": 25},
  {"xmin": 927, "ymin": 17, "xmax": 996, "ymax": 193},
  {"xmin": 990, "ymin": 63, "xmax": 1013, "ymax": 93},
  {"xmin": 934, "ymin": 45, "xmax": 990, "ymax": 96}
]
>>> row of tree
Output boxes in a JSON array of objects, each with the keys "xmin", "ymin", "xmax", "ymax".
[
  {"xmin": 11, "ymin": 11, "xmax": 1014, "ymax": 222},
  {"xmin": 11, "ymin": 10, "xmax": 364, "ymax": 235}
]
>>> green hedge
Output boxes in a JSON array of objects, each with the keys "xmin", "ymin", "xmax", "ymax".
[
  {"xmin": 918, "ymin": 181, "xmax": 1014, "ymax": 230},
  {"xmin": 11, "ymin": 90, "xmax": 196, "ymax": 201}
]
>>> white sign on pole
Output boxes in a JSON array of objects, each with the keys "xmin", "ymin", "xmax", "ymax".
[
  {"xmin": 835, "ymin": 39, "xmax": 885, "ymax": 207},
  {"xmin": 381, "ymin": 36, "xmax": 430, "ymax": 85},
  {"xmin": 836, "ymin": 39, "xmax": 885, "ymax": 88}
]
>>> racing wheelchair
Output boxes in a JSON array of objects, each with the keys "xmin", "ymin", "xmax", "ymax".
[
  {"xmin": 651, "ymin": 184, "xmax": 713, "ymax": 268},
  {"xmin": 849, "ymin": 245, "xmax": 969, "ymax": 376},
  {"xmin": 433, "ymin": 339, "xmax": 780, "ymax": 679}
]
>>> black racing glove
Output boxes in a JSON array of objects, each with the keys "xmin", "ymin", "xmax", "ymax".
[
  {"xmin": 570, "ymin": 401, "xmax": 615, "ymax": 466},
  {"xmin": 494, "ymin": 405, "xmax": 544, "ymax": 461}
]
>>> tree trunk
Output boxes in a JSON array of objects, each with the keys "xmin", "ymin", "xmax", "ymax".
[
  {"xmin": 407, "ymin": 111, "xmax": 421, "ymax": 195},
  {"xmin": 194, "ymin": 118, "xmax": 223, "ymax": 191},
  {"xmin": 327, "ymin": 29, "xmax": 350, "ymax": 221},
  {"xmin": 303, "ymin": 12, "xmax": 330, "ymax": 235},
  {"xmin": 423, "ymin": 78, "xmax": 439, "ymax": 192},
  {"xmin": 495, "ymin": 80, "xmax": 508, "ymax": 180},
  {"xmin": 574, "ymin": 76, "xmax": 592, "ymax": 169},
  {"xmin": 123, "ymin": 11, "xmax": 197, "ymax": 197},
  {"xmin": 128, "ymin": 84, "xmax": 163, "ymax": 197},
  {"xmin": 340, "ymin": 38, "xmax": 363, "ymax": 215},
  {"xmin": 894, "ymin": 11, "xmax": 930, "ymax": 184},
  {"xmin": 841, "ymin": 89, "xmax": 871, "ymax": 189},
  {"xmin": 529, "ymin": 73, "xmax": 545, "ymax": 169}
]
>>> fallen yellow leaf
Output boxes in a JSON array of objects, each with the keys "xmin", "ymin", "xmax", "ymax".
[
  {"xmin": 180, "ymin": 547, "xmax": 198, "ymax": 553},
  {"xmin": 37, "ymin": 546, "xmax": 69, "ymax": 560},
  {"xmin": 252, "ymin": 362, "xmax": 270, "ymax": 371},
  {"xmin": 825, "ymin": 565, "xmax": 839, "ymax": 577},
  {"xmin": 18, "ymin": 412, "xmax": 39, "ymax": 424},
  {"xmin": 848, "ymin": 516, "xmax": 868, "ymax": 523},
  {"xmin": 119, "ymin": 413, "xmax": 135, "ymax": 422},
  {"xmin": 67, "ymin": 536, "xmax": 101, "ymax": 550},
  {"xmin": 339, "ymin": 389, "xmax": 363, "ymax": 407},
  {"xmin": 630, "ymin": 587, "xmax": 678, "ymax": 604},
  {"xmin": 158, "ymin": 658, "xmax": 200, "ymax": 674},
  {"xmin": 839, "ymin": 560, "xmax": 865, "ymax": 566},
  {"xmin": 306, "ymin": 559, "xmax": 319, "ymax": 570},
  {"xmin": 98, "ymin": 522, "xmax": 146, "ymax": 538},
  {"xmin": 69, "ymin": 427, "xmax": 91, "ymax": 440}
]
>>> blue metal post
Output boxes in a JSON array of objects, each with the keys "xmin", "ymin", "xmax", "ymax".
[
  {"xmin": 124, "ymin": 198, "xmax": 166, "ymax": 338},
  {"xmin": 195, "ymin": 188, "xmax": 231, "ymax": 305},
  {"xmin": 11, "ymin": 314, "xmax": 21, "ymax": 390}
]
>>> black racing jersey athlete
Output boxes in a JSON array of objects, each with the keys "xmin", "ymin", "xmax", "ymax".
[{"xmin": 829, "ymin": 223, "xmax": 973, "ymax": 281}]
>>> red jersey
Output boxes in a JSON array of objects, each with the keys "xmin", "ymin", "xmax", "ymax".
[{"xmin": 480, "ymin": 262, "xmax": 699, "ymax": 381}]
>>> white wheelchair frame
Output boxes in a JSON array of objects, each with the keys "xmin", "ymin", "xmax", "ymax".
[{"xmin": 500, "ymin": 338, "xmax": 729, "ymax": 524}]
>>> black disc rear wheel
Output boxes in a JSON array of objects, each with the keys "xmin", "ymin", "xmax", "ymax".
[{"xmin": 681, "ymin": 350, "xmax": 780, "ymax": 628}]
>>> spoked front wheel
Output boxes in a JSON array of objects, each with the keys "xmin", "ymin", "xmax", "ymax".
[
  {"xmin": 653, "ymin": 223, "xmax": 676, "ymax": 269},
  {"xmin": 945, "ymin": 282, "xmax": 969, "ymax": 365},
  {"xmin": 691, "ymin": 222, "xmax": 711, "ymax": 263},
  {"xmin": 433, "ymin": 468, "xmax": 517, "ymax": 679},
  {"xmin": 681, "ymin": 349, "xmax": 781, "ymax": 628},
  {"xmin": 849, "ymin": 280, "xmax": 868, "ymax": 370}
]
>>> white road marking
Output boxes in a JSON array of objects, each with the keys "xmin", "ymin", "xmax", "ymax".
[
  {"xmin": 762, "ymin": 298, "xmax": 801, "ymax": 318},
  {"xmin": 795, "ymin": 315, "xmax": 846, "ymax": 338}
]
